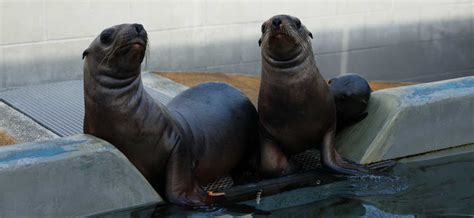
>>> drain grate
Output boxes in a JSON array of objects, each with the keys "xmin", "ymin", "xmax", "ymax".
[
  {"xmin": 203, "ymin": 176, "xmax": 234, "ymax": 191},
  {"xmin": 0, "ymin": 80, "xmax": 172, "ymax": 137},
  {"xmin": 203, "ymin": 149, "xmax": 322, "ymax": 192},
  {"xmin": 291, "ymin": 149, "xmax": 322, "ymax": 171}
]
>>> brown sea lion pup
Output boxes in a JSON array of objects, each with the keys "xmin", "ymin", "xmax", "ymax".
[
  {"xmin": 82, "ymin": 23, "xmax": 258, "ymax": 206},
  {"xmin": 257, "ymin": 15, "xmax": 390, "ymax": 177},
  {"xmin": 328, "ymin": 73, "xmax": 372, "ymax": 133}
]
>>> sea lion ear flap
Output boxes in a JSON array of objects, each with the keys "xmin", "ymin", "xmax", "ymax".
[
  {"xmin": 82, "ymin": 49, "xmax": 89, "ymax": 60},
  {"xmin": 258, "ymin": 38, "xmax": 262, "ymax": 47}
]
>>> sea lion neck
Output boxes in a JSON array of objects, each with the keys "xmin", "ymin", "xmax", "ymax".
[
  {"xmin": 262, "ymin": 46, "xmax": 311, "ymax": 68},
  {"xmin": 261, "ymin": 48, "xmax": 316, "ymax": 85},
  {"xmin": 91, "ymin": 64, "xmax": 141, "ymax": 90}
]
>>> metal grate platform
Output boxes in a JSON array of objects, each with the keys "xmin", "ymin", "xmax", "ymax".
[
  {"xmin": 203, "ymin": 149, "xmax": 322, "ymax": 192},
  {"xmin": 0, "ymin": 80, "xmax": 172, "ymax": 137}
]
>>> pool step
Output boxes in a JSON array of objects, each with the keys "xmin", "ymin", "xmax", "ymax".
[{"xmin": 336, "ymin": 76, "xmax": 474, "ymax": 164}]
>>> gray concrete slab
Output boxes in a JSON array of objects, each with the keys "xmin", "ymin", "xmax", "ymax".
[
  {"xmin": 0, "ymin": 102, "xmax": 58, "ymax": 143},
  {"xmin": 142, "ymin": 71, "xmax": 188, "ymax": 98},
  {"xmin": 0, "ymin": 134, "xmax": 163, "ymax": 217},
  {"xmin": 336, "ymin": 76, "xmax": 474, "ymax": 164}
]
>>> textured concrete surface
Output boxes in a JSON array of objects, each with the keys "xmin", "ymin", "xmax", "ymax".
[
  {"xmin": 0, "ymin": 102, "xmax": 58, "ymax": 144},
  {"xmin": 336, "ymin": 76, "xmax": 474, "ymax": 164},
  {"xmin": 0, "ymin": 130, "xmax": 17, "ymax": 146},
  {"xmin": 1, "ymin": 1, "xmax": 474, "ymax": 89},
  {"xmin": 0, "ymin": 134, "xmax": 162, "ymax": 217},
  {"xmin": 157, "ymin": 71, "xmax": 413, "ymax": 106}
]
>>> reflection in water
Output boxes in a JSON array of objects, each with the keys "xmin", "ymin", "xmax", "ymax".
[{"xmin": 102, "ymin": 151, "xmax": 474, "ymax": 217}]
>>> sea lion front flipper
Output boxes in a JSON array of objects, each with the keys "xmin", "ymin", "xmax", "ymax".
[
  {"xmin": 165, "ymin": 144, "xmax": 211, "ymax": 207},
  {"xmin": 321, "ymin": 126, "xmax": 379, "ymax": 176},
  {"xmin": 259, "ymin": 138, "xmax": 298, "ymax": 178}
]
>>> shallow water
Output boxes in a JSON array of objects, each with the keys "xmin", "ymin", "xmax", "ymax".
[
  {"xmin": 100, "ymin": 150, "xmax": 474, "ymax": 217},
  {"xmin": 263, "ymin": 151, "xmax": 474, "ymax": 217}
]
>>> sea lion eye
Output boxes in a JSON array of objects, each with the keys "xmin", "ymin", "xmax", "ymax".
[
  {"xmin": 100, "ymin": 28, "xmax": 114, "ymax": 44},
  {"xmin": 295, "ymin": 19, "xmax": 301, "ymax": 29},
  {"xmin": 261, "ymin": 23, "xmax": 266, "ymax": 33}
]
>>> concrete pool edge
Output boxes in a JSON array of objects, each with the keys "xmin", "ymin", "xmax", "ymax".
[
  {"xmin": 0, "ymin": 134, "xmax": 163, "ymax": 217},
  {"xmin": 0, "ymin": 75, "xmax": 473, "ymax": 216},
  {"xmin": 336, "ymin": 76, "xmax": 474, "ymax": 164}
]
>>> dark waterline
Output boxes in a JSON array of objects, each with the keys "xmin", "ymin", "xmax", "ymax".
[{"xmin": 97, "ymin": 150, "xmax": 474, "ymax": 217}]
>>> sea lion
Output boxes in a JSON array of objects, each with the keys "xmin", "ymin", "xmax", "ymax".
[
  {"xmin": 82, "ymin": 23, "xmax": 258, "ymax": 206},
  {"xmin": 328, "ymin": 73, "xmax": 372, "ymax": 133},
  {"xmin": 257, "ymin": 15, "xmax": 384, "ymax": 177}
]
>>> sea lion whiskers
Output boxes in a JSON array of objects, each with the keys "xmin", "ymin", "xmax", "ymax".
[
  {"xmin": 144, "ymin": 41, "xmax": 151, "ymax": 71},
  {"xmin": 278, "ymin": 23, "xmax": 312, "ymax": 53},
  {"xmin": 101, "ymin": 31, "xmax": 148, "ymax": 65},
  {"xmin": 260, "ymin": 21, "xmax": 311, "ymax": 52},
  {"xmin": 260, "ymin": 20, "xmax": 313, "ymax": 68}
]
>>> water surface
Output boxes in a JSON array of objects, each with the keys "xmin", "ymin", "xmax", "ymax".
[{"xmin": 100, "ymin": 150, "xmax": 474, "ymax": 217}]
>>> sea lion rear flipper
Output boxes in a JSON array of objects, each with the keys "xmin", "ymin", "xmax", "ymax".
[
  {"xmin": 321, "ymin": 126, "xmax": 382, "ymax": 176},
  {"xmin": 165, "ymin": 144, "xmax": 211, "ymax": 207},
  {"xmin": 259, "ymin": 138, "xmax": 298, "ymax": 178}
]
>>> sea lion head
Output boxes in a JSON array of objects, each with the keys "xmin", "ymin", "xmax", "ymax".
[
  {"xmin": 329, "ymin": 73, "xmax": 372, "ymax": 121},
  {"xmin": 259, "ymin": 14, "xmax": 313, "ymax": 61},
  {"xmin": 83, "ymin": 23, "xmax": 148, "ymax": 77}
]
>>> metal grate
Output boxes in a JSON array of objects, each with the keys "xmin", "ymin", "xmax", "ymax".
[
  {"xmin": 203, "ymin": 149, "xmax": 322, "ymax": 192},
  {"xmin": 291, "ymin": 149, "xmax": 322, "ymax": 171},
  {"xmin": 203, "ymin": 176, "xmax": 234, "ymax": 191},
  {"xmin": 0, "ymin": 80, "xmax": 172, "ymax": 137}
]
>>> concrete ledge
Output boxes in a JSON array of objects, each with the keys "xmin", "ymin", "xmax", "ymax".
[
  {"xmin": 336, "ymin": 76, "xmax": 474, "ymax": 164},
  {"xmin": 0, "ymin": 134, "xmax": 163, "ymax": 217},
  {"xmin": 142, "ymin": 71, "xmax": 188, "ymax": 98}
]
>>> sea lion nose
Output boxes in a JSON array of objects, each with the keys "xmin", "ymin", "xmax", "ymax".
[
  {"xmin": 133, "ymin": 23, "xmax": 144, "ymax": 33},
  {"xmin": 272, "ymin": 18, "xmax": 282, "ymax": 28}
]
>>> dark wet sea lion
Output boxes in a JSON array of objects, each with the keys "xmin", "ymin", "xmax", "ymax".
[
  {"xmin": 83, "ymin": 24, "xmax": 258, "ymax": 206},
  {"xmin": 328, "ymin": 73, "xmax": 372, "ymax": 133},
  {"xmin": 257, "ymin": 15, "xmax": 385, "ymax": 177}
]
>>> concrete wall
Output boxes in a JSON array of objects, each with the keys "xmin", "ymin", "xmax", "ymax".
[{"xmin": 1, "ymin": 0, "xmax": 473, "ymax": 88}]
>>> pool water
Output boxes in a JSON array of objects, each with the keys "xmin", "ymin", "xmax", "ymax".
[
  {"xmin": 100, "ymin": 149, "xmax": 474, "ymax": 217},
  {"xmin": 264, "ymin": 150, "xmax": 474, "ymax": 217}
]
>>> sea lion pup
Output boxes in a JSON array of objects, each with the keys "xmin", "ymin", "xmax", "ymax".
[
  {"xmin": 257, "ymin": 15, "xmax": 387, "ymax": 177},
  {"xmin": 328, "ymin": 73, "xmax": 372, "ymax": 133},
  {"xmin": 83, "ymin": 23, "xmax": 258, "ymax": 206}
]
